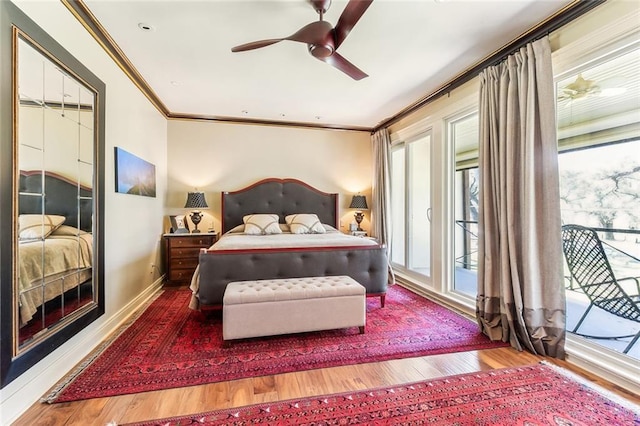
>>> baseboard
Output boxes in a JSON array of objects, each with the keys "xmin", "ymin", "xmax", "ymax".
[
  {"xmin": 397, "ymin": 274, "xmax": 640, "ymax": 397},
  {"xmin": 565, "ymin": 334, "xmax": 640, "ymax": 395},
  {"xmin": 395, "ymin": 276, "xmax": 476, "ymax": 321},
  {"xmin": 0, "ymin": 276, "xmax": 165, "ymax": 425}
]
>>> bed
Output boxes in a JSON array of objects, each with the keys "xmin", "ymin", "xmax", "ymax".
[
  {"xmin": 191, "ymin": 178, "xmax": 390, "ymax": 310},
  {"xmin": 17, "ymin": 171, "xmax": 94, "ymax": 326}
]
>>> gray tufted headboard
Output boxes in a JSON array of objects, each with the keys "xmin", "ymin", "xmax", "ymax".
[
  {"xmin": 19, "ymin": 170, "xmax": 93, "ymax": 232},
  {"xmin": 221, "ymin": 178, "xmax": 339, "ymax": 234}
]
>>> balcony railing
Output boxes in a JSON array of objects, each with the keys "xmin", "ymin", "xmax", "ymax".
[
  {"xmin": 455, "ymin": 220, "xmax": 478, "ymax": 271},
  {"xmin": 453, "ymin": 221, "xmax": 639, "ymax": 358}
]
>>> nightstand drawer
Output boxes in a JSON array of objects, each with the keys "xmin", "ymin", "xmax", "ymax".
[
  {"xmin": 169, "ymin": 268, "xmax": 196, "ymax": 282},
  {"xmin": 169, "ymin": 236, "xmax": 213, "ymax": 248},
  {"xmin": 169, "ymin": 247, "xmax": 202, "ymax": 259},
  {"xmin": 169, "ymin": 257, "xmax": 199, "ymax": 270}
]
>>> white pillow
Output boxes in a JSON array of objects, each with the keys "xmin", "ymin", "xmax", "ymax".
[
  {"xmin": 19, "ymin": 214, "xmax": 66, "ymax": 240},
  {"xmin": 243, "ymin": 214, "xmax": 282, "ymax": 235},
  {"xmin": 285, "ymin": 214, "xmax": 326, "ymax": 234}
]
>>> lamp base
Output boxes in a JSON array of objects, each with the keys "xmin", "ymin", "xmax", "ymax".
[
  {"xmin": 354, "ymin": 212, "xmax": 364, "ymax": 232},
  {"xmin": 190, "ymin": 211, "xmax": 203, "ymax": 233}
]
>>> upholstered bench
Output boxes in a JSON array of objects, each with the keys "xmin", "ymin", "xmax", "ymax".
[{"xmin": 222, "ymin": 275, "xmax": 366, "ymax": 341}]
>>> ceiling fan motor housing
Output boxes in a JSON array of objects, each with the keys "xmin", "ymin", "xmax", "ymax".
[
  {"xmin": 309, "ymin": 42, "xmax": 334, "ymax": 58},
  {"xmin": 310, "ymin": 0, "xmax": 332, "ymax": 14},
  {"xmin": 231, "ymin": 0, "xmax": 372, "ymax": 80}
]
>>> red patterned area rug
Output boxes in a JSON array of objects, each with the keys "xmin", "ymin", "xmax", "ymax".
[
  {"xmin": 45, "ymin": 285, "xmax": 507, "ymax": 403},
  {"xmin": 123, "ymin": 363, "xmax": 640, "ymax": 426}
]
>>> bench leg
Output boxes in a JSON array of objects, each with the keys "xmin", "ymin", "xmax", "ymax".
[
  {"xmin": 380, "ymin": 294, "xmax": 386, "ymax": 308},
  {"xmin": 359, "ymin": 326, "xmax": 365, "ymax": 334}
]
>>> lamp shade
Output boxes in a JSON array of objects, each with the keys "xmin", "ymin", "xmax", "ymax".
[
  {"xmin": 349, "ymin": 195, "xmax": 368, "ymax": 210},
  {"xmin": 184, "ymin": 192, "xmax": 208, "ymax": 209}
]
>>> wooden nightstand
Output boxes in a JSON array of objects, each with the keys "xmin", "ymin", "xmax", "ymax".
[{"xmin": 164, "ymin": 233, "xmax": 217, "ymax": 286}]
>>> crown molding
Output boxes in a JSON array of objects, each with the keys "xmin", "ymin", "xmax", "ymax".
[
  {"xmin": 167, "ymin": 112, "xmax": 372, "ymax": 132},
  {"xmin": 60, "ymin": 0, "xmax": 372, "ymax": 133},
  {"xmin": 374, "ymin": 0, "xmax": 606, "ymax": 131},
  {"xmin": 61, "ymin": 0, "xmax": 170, "ymax": 117},
  {"xmin": 62, "ymin": 0, "xmax": 604, "ymax": 134}
]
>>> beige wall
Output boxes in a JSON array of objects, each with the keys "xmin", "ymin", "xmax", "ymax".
[
  {"xmin": 167, "ymin": 120, "xmax": 373, "ymax": 234},
  {"xmin": 2, "ymin": 1, "xmax": 168, "ymax": 423}
]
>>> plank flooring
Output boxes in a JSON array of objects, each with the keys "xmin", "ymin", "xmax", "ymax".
[{"xmin": 14, "ymin": 347, "xmax": 640, "ymax": 425}]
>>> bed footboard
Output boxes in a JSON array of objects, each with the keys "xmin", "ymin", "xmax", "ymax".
[{"xmin": 198, "ymin": 245, "xmax": 388, "ymax": 307}]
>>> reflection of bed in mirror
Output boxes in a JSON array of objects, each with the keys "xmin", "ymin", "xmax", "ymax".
[{"xmin": 18, "ymin": 170, "xmax": 93, "ymax": 333}]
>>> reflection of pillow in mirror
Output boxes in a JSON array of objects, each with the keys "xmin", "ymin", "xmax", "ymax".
[
  {"xmin": 243, "ymin": 214, "xmax": 282, "ymax": 235},
  {"xmin": 19, "ymin": 214, "xmax": 66, "ymax": 240},
  {"xmin": 51, "ymin": 225, "xmax": 88, "ymax": 236},
  {"xmin": 285, "ymin": 214, "xmax": 326, "ymax": 234}
]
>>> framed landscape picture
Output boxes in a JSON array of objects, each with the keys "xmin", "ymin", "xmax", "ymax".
[{"xmin": 114, "ymin": 147, "xmax": 156, "ymax": 197}]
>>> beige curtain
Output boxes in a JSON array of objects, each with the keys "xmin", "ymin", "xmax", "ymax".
[
  {"xmin": 371, "ymin": 128, "xmax": 395, "ymax": 284},
  {"xmin": 476, "ymin": 37, "xmax": 565, "ymax": 358},
  {"xmin": 371, "ymin": 128, "xmax": 392, "ymax": 245}
]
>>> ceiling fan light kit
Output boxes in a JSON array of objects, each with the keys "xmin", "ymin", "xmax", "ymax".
[{"xmin": 231, "ymin": 0, "xmax": 373, "ymax": 80}]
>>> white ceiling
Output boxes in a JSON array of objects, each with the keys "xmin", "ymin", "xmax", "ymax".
[{"xmin": 83, "ymin": 0, "xmax": 574, "ymax": 129}]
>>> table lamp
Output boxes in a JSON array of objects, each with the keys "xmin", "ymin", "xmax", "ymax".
[
  {"xmin": 348, "ymin": 195, "xmax": 368, "ymax": 231},
  {"xmin": 184, "ymin": 191, "xmax": 208, "ymax": 233}
]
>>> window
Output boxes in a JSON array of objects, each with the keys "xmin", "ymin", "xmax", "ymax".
[
  {"xmin": 390, "ymin": 132, "xmax": 432, "ymax": 281},
  {"xmin": 450, "ymin": 112, "xmax": 479, "ymax": 298},
  {"xmin": 557, "ymin": 47, "xmax": 640, "ymax": 360}
]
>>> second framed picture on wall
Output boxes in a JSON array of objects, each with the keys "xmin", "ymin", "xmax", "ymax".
[{"xmin": 169, "ymin": 215, "xmax": 190, "ymax": 234}]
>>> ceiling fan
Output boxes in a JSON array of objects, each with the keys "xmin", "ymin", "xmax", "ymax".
[
  {"xmin": 231, "ymin": 0, "xmax": 373, "ymax": 80},
  {"xmin": 558, "ymin": 73, "xmax": 627, "ymax": 103}
]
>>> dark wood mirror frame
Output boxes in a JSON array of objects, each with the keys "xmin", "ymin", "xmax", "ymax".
[{"xmin": 0, "ymin": 1, "xmax": 105, "ymax": 387}]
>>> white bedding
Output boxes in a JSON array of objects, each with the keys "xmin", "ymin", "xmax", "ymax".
[{"xmin": 210, "ymin": 229, "xmax": 378, "ymax": 251}]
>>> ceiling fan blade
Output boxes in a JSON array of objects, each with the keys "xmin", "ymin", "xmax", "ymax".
[
  {"xmin": 232, "ymin": 21, "xmax": 332, "ymax": 53},
  {"xmin": 286, "ymin": 21, "xmax": 333, "ymax": 45},
  {"xmin": 333, "ymin": 0, "xmax": 373, "ymax": 49},
  {"xmin": 319, "ymin": 52, "xmax": 368, "ymax": 80},
  {"xmin": 231, "ymin": 39, "xmax": 284, "ymax": 53}
]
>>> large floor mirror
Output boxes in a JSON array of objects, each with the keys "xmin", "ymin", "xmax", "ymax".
[{"xmin": 0, "ymin": 2, "xmax": 105, "ymax": 387}]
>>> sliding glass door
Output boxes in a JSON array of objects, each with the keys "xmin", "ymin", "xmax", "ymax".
[
  {"xmin": 557, "ymin": 47, "xmax": 640, "ymax": 360},
  {"xmin": 449, "ymin": 112, "xmax": 479, "ymax": 298},
  {"xmin": 390, "ymin": 132, "xmax": 432, "ymax": 281}
]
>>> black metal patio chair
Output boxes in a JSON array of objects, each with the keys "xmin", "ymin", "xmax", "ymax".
[{"xmin": 561, "ymin": 224, "xmax": 640, "ymax": 354}]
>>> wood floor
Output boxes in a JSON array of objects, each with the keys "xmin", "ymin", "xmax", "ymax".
[{"xmin": 14, "ymin": 347, "xmax": 640, "ymax": 425}]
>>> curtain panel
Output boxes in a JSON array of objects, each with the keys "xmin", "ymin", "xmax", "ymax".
[
  {"xmin": 476, "ymin": 37, "xmax": 566, "ymax": 358},
  {"xmin": 371, "ymin": 128, "xmax": 395, "ymax": 285},
  {"xmin": 371, "ymin": 128, "xmax": 392, "ymax": 245}
]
